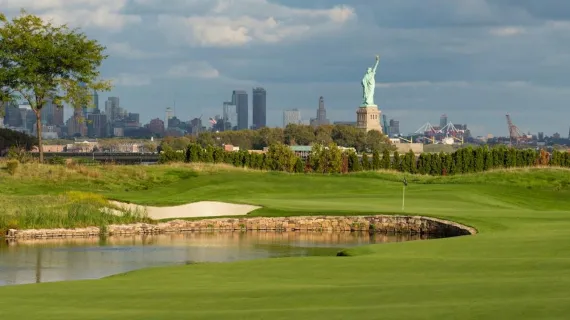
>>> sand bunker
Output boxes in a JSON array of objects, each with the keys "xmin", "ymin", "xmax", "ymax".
[{"xmin": 107, "ymin": 201, "xmax": 262, "ymax": 220}]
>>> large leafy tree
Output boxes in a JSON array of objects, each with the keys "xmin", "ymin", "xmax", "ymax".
[{"xmin": 0, "ymin": 10, "xmax": 111, "ymax": 162}]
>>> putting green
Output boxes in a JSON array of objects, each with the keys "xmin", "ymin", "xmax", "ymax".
[{"xmin": 1, "ymin": 167, "xmax": 570, "ymax": 319}]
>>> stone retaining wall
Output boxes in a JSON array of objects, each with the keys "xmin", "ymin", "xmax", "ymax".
[{"xmin": 4, "ymin": 215, "xmax": 476, "ymax": 239}]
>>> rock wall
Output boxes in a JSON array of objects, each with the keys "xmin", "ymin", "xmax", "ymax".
[{"xmin": 4, "ymin": 215, "xmax": 476, "ymax": 239}]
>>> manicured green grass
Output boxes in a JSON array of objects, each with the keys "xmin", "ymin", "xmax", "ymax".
[{"xmin": 1, "ymin": 163, "xmax": 570, "ymax": 319}]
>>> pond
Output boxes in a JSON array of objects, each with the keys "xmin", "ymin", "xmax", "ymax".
[{"xmin": 0, "ymin": 231, "xmax": 437, "ymax": 286}]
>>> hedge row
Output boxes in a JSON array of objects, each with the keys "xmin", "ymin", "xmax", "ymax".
[{"xmin": 159, "ymin": 143, "xmax": 569, "ymax": 176}]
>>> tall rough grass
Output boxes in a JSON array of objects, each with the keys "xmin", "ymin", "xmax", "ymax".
[{"xmin": 0, "ymin": 191, "xmax": 152, "ymax": 234}]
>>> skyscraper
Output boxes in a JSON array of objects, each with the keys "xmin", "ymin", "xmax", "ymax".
[
  {"xmin": 223, "ymin": 101, "xmax": 238, "ymax": 131},
  {"xmin": 440, "ymin": 114, "xmax": 448, "ymax": 129},
  {"xmin": 43, "ymin": 98, "xmax": 64, "ymax": 126},
  {"xmin": 382, "ymin": 114, "xmax": 390, "ymax": 136},
  {"xmin": 252, "ymin": 87, "xmax": 266, "ymax": 129},
  {"xmin": 283, "ymin": 109, "xmax": 301, "ymax": 127},
  {"xmin": 310, "ymin": 96, "xmax": 329, "ymax": 127},
  {"xmin": 105, "ymin": 97, "xmax": 120, "ymax": 123},
  {"xmin": 232, "ymin": 90, "xmax": 248, "ymax": 130},
  {"xmin": 165, "ymin": 107, "xmax": 174, "ymax": 127},
  {"xmin": 4, "ymin": 101, "xmax": 22, "ymax": 127},
  {"xmin": 92, "ymin": 90, "xmax": 99, "ymax": 112},
  {"xmin": 87, "ymin": 113, "xmax": 107, "ymax": 138},
  {"xmin": 389, "ymin": 119, "xmax": 400, "ymax": 136}
]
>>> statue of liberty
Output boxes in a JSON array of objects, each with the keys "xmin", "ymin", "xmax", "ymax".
[{"xmin": 361, "ymin": 55, "xmax": 380, "ymax": 106}]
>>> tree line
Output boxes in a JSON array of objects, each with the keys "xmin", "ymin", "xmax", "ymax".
[
  {"xmin": 0, "ymin": 128, "xmax": 38, "ymax": 155},
  {"xmin": 159, "ymin": 123, "xmax": 395, "ymax": 153},
  {"xmin": 159, "ymin": 142, "xmax": 570, "ymax": 175}
]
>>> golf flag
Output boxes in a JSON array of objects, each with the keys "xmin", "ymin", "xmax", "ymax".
[{"xmin": 403, "ymin": 177, "xmax": 408, "ymax": 186}]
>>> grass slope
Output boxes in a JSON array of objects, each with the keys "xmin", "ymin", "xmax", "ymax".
[{"xmin": 1, "ymin": 163, "xmax": 570, "ymax": 319}]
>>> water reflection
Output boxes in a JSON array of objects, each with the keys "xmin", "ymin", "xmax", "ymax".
[{"xmin": 0, "ymin": 231, "xmax": 434, "ymax": 286}]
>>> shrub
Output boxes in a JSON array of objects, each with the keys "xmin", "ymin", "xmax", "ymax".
[
  {"xmin": 7, "ymin": 146, "xmax": 33, "ymax": 163},
  {"xmin": 294, "ymin": 158, "xmax": 304, "ymax": 173},
  {"xmin": 6, "ymin": 160, "xmax": 19, "ymax": 175}
]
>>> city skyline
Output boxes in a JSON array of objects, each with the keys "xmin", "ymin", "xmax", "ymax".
[{"xmin": 2, "ymin": 1, "xmax": 570, "ymax": 136}]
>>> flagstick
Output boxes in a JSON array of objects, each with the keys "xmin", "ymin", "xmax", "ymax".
[{"xmin": 402, "ymin": 184, "xmax": 406, "ymax": 212}]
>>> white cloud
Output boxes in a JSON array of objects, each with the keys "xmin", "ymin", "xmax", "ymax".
[
  {"xmin": 0, "ymin": 0, "xmax": 141, "ymax": 31},
  {"xmin": 105, "ymin": 42, "xmax": 170, "ymax": 59},
  {"xmin": 489, "ymin": 27, "xmax": 525, "ymax": 36},
  {"xmin": 377, "ymin": 81, "xmax": 470, "ymax": 88},
  {"xmin": 153, "ymin": 0, "xmax": 355, "ymax": 47},
  {"xmin": 111, "ymin": 73, "xmax": 152, "ymax": 87},
  {"xmin": 166, "ymin": 61, "xmax": 220, "ymax": 79}
]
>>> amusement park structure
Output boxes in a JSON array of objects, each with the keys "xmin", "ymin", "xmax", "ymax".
[{"xmin": 407, "ymin": 121, "xmax": 466, "ymax": 145}]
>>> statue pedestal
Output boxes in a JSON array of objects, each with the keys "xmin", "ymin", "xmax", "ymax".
[{"xmin": 356, "ymin": 105, "xmax": 383, "ymax": 133}]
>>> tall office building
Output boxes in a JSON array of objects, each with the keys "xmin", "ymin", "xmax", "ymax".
[
  {"xmin": 165, "ymin": 107, "xmax": 174, "ymax": 126},
  {"xmin": 283, "ymin": 109, "xmax": 301, "ymax": 127},
  {"xmin": 382, "ymin": 114, "xmax": 390, "ymax": 136},
  {"xmin": 91, "ymin": 90, "xmax": 99, "ymax": 112},
  {"xmin": 43, "ymin": 99, "xmax": 64, "ymax": 126},
  {"xmin": 105, "ymin": 97, "xmax": 120, "ymax": 122},
  {"xmin": 440, "ymin": 114, "xmax": 448, "ymax": 129},
  {"xmin": 4, "ymin": 102, "xmax": 22, "ymax": 127},
  {"xmin": 232, "ymin": 90, "xmax": 248, "ymax": 130},
  {"xmin": 252, "ymin": 87, "xmax": 266, "ymax": 129},
  {"xmin": 20, "ymin": 106, "xmax": 36, "ymax": 132},
  {"xmin": 87, "ymin": 112, "xmax": 107, "ymax": 138},
  {"xmin": 223, "ymin": 101, "xmax": 238, "ymax": 131},
  {"xmin": 389, "ymin": 119, "xmax": 400, "ymax": 136},
  {"xmin": 310, "ymin": 96, "xmax": 330, "ymax": 127}
]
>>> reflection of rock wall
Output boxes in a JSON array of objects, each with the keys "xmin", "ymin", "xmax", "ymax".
[{"xmin": 5, "ymin": 216, "xmax": 476, "ymax": 239}]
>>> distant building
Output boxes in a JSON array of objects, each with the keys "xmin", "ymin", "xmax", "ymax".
[
  {"xmin": 283, "ymin": 109, "xmax": 301, "ymax": 127},
  {"xmin": 4, "ymin": 102, "xmax": 21, "ymax": 127},
  {"xmin": 382, "ymin": 114, "xmax": 390, "ymax": 136},
  {"xmin": 232, "ymin": 90, "xmax": 248, "ymax": 130},
  {"xmin": 105, "ymin": 97, "xmax": 120, "ymax": 123},
  {"xmin": 165, "ymin": 107, "xmax": 174, "ymax": 126},
  {"xmin": 310, "ymin": 96, "xmax": 329, "ymax": 127},
  {"xmin": 67, "ymin": 109, "xmax": 87, "ymax": 137},
  {"xmin": 440, "ymin": 114, "xmax": 448, "ymax": 129},
  {"xmin": 333, "ymin": 121, "xmax": 357, "ymax": 126},
  {"xmin": 147, "ymin": 118, "xmax": 165, "ymax": 135},
  {"xmin": 252, "ymin": 87, "xmax": 266, "ymax": 129},
  {"xmin": 87, "ymin": 113, "xmax": 107, "ymax": 138},
  {"xmin": 389, "ymin": 119, "xmax": 400, "ymax": 136},
  {"xmin": 223, "ymin": 101, "xmax": 238, "ymax": 131}
]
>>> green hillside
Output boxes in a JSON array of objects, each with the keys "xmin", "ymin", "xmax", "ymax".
[{"xmin": 1, "ymin": 163, "xmax": 570, "ymax": 319}]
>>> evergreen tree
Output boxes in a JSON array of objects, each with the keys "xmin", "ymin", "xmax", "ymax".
[
  {"xmin": 391, "ymin": 151, "xmax": 401, "ymax": 171},
  {"xmin": 474, "ymin": 147, "xmax": 485, "ymax": 172},
  {"xmin": 381, "ymin": 149, "xmax": 391, "ymax": 169},
  {"xmin": 213, "ymin": 147, "xmax": 225, "ymax": 163},
  {"xmin": 294, "ymin": 158, "xmax": 304, "ymax": 173},
  {"xmin": 484, "ymin": 147, "xmax": 493, "ymax": 171},
  {"xmin": 431, "ymin": 153, "xmax": 442, "ymax": 175},
  {"xmin": 361, "ymin": 153, "xmax": 370, "ymax": 171},
  {"xmin": 203, "ymin": 145, "xmax": 215, "ymax": 163},
  {"xmin": 348, "ymin": 151, "xmax": 361, "ymax": 172},
  {"xmin": 417, "ymin": 154, "xmax": 426, "ymax": 174},
  {"xmin": 372, "ymin": 150, "xmax": 381, "ymax": 170},
  {"xmin": 424, "ymin": 153, "xmax": 433, "ymax": 175}
]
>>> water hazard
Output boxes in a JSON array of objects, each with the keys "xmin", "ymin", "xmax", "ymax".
[{"xmin": 0, "ymin": 231, "xmax": 436, "ymax": 286}]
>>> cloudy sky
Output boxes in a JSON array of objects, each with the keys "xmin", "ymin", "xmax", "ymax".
[{"xmin": 2, "ymin": 0, "xmax": 570, "ymax": 137}]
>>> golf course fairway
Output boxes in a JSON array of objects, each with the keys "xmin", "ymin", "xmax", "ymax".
[{"xmin": 1, "ymin": 165, "xmax": 570, "ymax": 319}]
